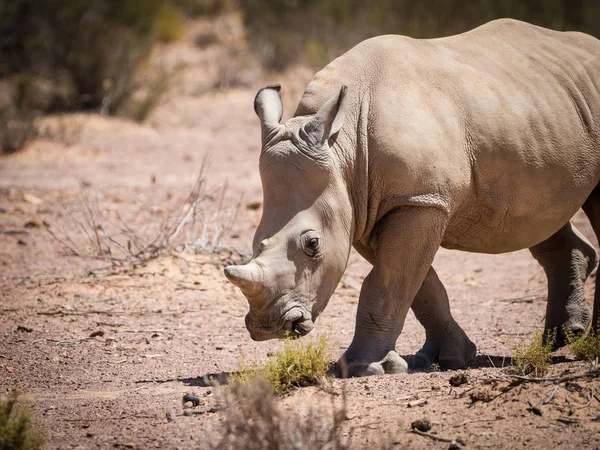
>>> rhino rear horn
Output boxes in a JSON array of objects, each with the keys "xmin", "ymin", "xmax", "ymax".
[
  {"xmin": 301, "ymin": 85, "xmax": 347, "ymax": 146},
  {"xmin": 254, "ymin": 85, "xmax": 283, "ymax": 145},
  {"xmin": 224, "ymin": 263, "xmax": 264, "ymax": 297}
]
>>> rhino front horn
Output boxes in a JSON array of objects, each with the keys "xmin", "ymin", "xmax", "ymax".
[{"xmin": 224, "ymin": 264, "xmax": 263, "ymax": 297}]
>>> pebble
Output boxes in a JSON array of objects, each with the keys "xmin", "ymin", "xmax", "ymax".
[
  {"xmin": 182, "ymin": 393, "xmax": 200, "ymax": 406},
  {"xmin": 411, "ymin": 418, "xmax": 431, "ymax": 432}
]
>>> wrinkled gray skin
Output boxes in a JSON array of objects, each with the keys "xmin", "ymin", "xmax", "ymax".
[{"xmin": 224, "ymin": 19, "xmax": 600, "ymax": 377}]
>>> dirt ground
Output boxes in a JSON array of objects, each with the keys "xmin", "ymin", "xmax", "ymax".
[{"xmin": 1, "ymin": 16, "xmax": 599, "ymax": 450}]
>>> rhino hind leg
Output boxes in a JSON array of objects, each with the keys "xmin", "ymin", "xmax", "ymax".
[
  {"xmin": 411, "ymin": 267, "xmax": 477, "ymax": 370},
  {"xmin": 583, "ymin": 185, "xmax": 600, "ymax": 332},
  {"xmin": 529, "ymin": 222, "xmax": 597, "ymax": 348}
]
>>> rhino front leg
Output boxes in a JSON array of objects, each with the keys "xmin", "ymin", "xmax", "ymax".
[
  {"xmin": 411, "ymin": 267, "xmax": 476, "ymax": 369},
  {"xmin": 337, "ymin": 207, "xmax": 448, "ymax": 378},
  {"xmin": 529, "ymin": 222, "xmax": 597, "ymax": 348}
]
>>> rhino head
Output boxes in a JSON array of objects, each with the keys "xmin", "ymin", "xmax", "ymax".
[{"xmin": 224, "ymin": 85, "xmax": 353, "ymax": 341}]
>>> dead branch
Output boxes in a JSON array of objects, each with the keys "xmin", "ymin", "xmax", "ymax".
[
  {"xmin": 556, "ymin": 417, "xmax": 580, "ymax": 425},
  {"xmin": 502, "ymin": 370, "xmax": 600, "ymax": 384},
  {"xmin": 498, "ymin": 294, "xmax": 545, "ymax": 303},
  {"xmin": 542, "ymin": 385, "xmax": 560, "ymax": 405},
  {"xmin": 409, "ymin": 429, "xmax": 455, "ymax": 443}
]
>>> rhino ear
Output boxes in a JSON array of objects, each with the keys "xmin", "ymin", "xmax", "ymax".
[
  {"xmin": 301, "ymin": 85, "xmax": 348, "ymax": 147},
  {"xmin": 254, "ymin": 85, "xmax": 283, "ymax": 145}
]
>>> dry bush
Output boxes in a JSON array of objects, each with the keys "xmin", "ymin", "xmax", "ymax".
[
  {"xmin": 206, "ymin": 377, "xmax": 349, "ymax": 450},
  {"xmin": 47, "ymin": 161, "xmax": 241, "ymax": 267},
  {"xmin": 0, "ymin": 388, "xmax": 43, "ymax": 450},
  {"xmin": 235, "ymin": 335, "xmax": 333, "ymax": 395},
  {"xmin": 0, "ymin": 78, "xmax": 38, "ymax": 154},
  {"xmin": 565, "ymin": 323, "xmax": 600, "ymax": 364},
  {"xmin": 510, "ymin": 329, "xmax": 555, "ymax": 377},
  {"xmin": 127, "ymin": 66, "xmax": 175, "ymax": 122},
  {"xmin": 0, "ymin": 114, "xmax": 37, "ymax": 154}
]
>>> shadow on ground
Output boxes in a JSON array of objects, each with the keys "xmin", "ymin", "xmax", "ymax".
[{"xmin": 137, "ymin": 354, "xmax": 574, "ymax": 386}]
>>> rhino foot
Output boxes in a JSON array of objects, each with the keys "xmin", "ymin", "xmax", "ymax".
[
  {"xmin": 335, "ymin": 350, "xmax": 408, "ymax": 378},
  {"xmin": 413, "ymin": 323, "xmax": 476, "ymax": 370}
]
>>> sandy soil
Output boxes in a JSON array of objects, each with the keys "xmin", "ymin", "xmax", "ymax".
[{"xmin": 1, "ymin": 15, "xmax": 599, "ymax": 450}]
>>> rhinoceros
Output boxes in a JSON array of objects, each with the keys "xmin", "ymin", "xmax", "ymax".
[{"xmin": 224, "ymin": 19, "xmax": 600, "ymax": 377}]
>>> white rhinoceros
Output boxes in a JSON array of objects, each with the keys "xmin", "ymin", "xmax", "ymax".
[{"xmin": 225, "ymin": 19, "xmax": 600, "ymax": 377}]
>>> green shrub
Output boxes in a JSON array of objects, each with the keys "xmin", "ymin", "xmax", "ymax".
[
  {"xmin": 0, "ymin": 0, "xmax": 183, "ymax": 120},
  {"xmin": 0, "ymin": 388, "xmax": 43, "ymax": 450},
  {"xmin": 511, "ymin": 329, "xmax": 555, "ymax": 377},
  {"xmin": 236, "ymin": 335, "xmax": 333, "ymax": 395},
  {"xmin": 565, "ymin": 323, "xmax": 600, "ymax": 363}
]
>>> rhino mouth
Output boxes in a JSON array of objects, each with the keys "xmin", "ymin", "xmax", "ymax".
[
  {"xmin": 246, "ymin": 306, "xmax": 314, "ymax": 341},
  {"xmin": 285, "ymin": 316, "xmax": 314, "ymax": 338}
]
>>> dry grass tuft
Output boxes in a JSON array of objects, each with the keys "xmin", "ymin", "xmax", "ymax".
[
  {"xmin": 235, "ymin": 335, "xmax": 333, "ymax": 395},
  {"xmin": 510, "ymin": 329, "xmax": 555, "ymax": 377},
  {"xmin": 207, "ymin": 377, "xmax": 349, "ymax": 450},
  {"xmin": 565, "ymin": 323, "xmax": 600, "ymax": 364},
  {"xmin": 0, "ymin": 387, "xmax": 43, "ymax": 450}
]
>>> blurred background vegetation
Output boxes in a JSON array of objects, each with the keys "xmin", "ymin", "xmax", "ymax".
[
  {"xmin": 1, "ymin": 0, "xmax": 599, "ymax": 152},
  {"xmin": 241, "ymin": 0, "xmax": 600, "ymax": 69}
]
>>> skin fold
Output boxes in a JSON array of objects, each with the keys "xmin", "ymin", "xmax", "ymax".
[{"xmin": 225, "ymin": 19, "xmax": 600, "ymax": 377}]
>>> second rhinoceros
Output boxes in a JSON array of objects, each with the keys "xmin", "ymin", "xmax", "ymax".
[{"xmin": 224, "ymin": 19, "xmax": 600, "ymax": 377}]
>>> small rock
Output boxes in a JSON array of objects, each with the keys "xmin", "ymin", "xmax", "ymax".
[
  {"xmin": 24, "ymin": 218, "xmax": 43, "ymax": 228},
  {"xmin": 17, "ymin": 239, "xmax": 26, "ymax": 246},
  {"xmin": 411, "ymin": 418, "xmax": 432, "ymax": 432},
  {"xmin": 0, "ymin": 206, "xmax": 6, "ymax": 214},
  {"xmin": 183, "ymin": 401, "xmax": 194, "ymax": 409},
  {"xmin": 23, "ymin": 194, "xmax": 43, "ymax": 205},
  {"xmin": 449, "ymin": 372, "xmax": 468, "ymax": 387},
  {"xmin": 183, "ymin": 393, "xmax": 200, "ymax": 407},
  {"xmin": 89, "ymin": 330, "xmax": 105, "ymax": 338},
  {"xmin": 17, "ymin": 325, "xmax": 33, "ymax": 333},
  {"xmin": 246, "ymin": 201, "xmax": 262, "ymax": 210},
  {"xmin": 407, "ymin": 399, "xmax": 428, "ymax": 408}
]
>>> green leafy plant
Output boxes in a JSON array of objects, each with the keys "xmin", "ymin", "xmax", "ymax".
[
  {"xmin": 0, "ymin": 388, "xmax": 43, "ymax": 450},
  {"xmin": 511, "ymin": 328, "xmax": 555, "ymax": 377},
  {"xmin": 564, "ymin": 323, "xmax": 600, "ymax": 363}
]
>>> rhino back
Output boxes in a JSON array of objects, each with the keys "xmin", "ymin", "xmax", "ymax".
[{"xmin": 296, "ymin": 19, "xmax": 600, "ymax": 253}]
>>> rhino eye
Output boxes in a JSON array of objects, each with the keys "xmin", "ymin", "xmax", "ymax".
[{"xmin": 304, "ymin": 236, "xmax": 320, "ymax": 257}]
